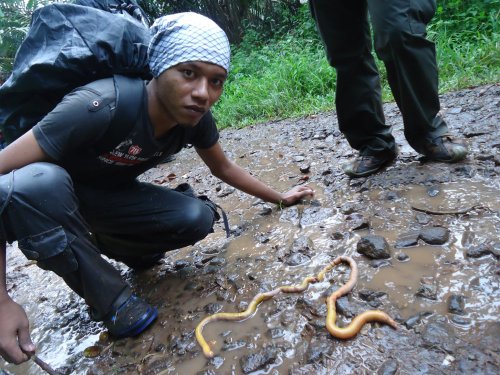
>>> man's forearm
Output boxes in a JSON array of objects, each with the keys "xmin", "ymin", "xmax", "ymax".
[{"xmin": 214, "ymin": 162, "xmax": 283, "ymax": 204}]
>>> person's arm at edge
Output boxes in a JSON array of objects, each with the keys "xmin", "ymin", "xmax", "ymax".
[
  {"xmin": 0, "ymin": 241, "xmax": 36, "ymax": 364},
  {"xmin": 0, "ymin": 130, "xmax": 46, "ymax": 363},
  {"xmin": 0, "ymin": 130, "xmax": 49, "ymax": 174},
  {"xmin": 196, "ymin": 142, "xmax": 314, "ymax": 206}
]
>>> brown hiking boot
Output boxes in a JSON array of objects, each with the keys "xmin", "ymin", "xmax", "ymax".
[
  {"xmin": 422, "ymin": 135, "xmax": 468, "ymax": 162},
  {"xmin": 342, "ymin": 153, "xmax": 396, "ymax": 178}
]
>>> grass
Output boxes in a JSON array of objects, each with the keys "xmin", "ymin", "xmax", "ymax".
[{"xmin": 212, "ymin": 4, "xmax": 499, "ymax": 129}]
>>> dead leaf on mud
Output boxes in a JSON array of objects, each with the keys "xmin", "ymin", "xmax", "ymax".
[
  {"xmin": 83, "ymin": 346, "xmax": 102, "ymax": 358},
  {"xmin": 154, "ymin": 173, "xmax": 177, "ymax": 184}
]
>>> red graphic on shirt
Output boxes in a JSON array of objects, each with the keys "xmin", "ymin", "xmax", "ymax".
[{"xmin": 128, "ymin": 145, "xmax": 142, "ymax": 155}]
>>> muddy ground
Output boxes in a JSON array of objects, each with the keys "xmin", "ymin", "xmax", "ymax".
[{"xmin": 1, "ymin": 83, "xmax": 499, "ymax": 375}]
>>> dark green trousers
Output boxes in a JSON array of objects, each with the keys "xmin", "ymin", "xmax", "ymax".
[{"xmin": 309, "ymin": 0, "xmax": 449, "ymax": 157}]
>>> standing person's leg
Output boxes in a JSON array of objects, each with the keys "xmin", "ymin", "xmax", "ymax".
[
  {"xmin": 75, "ymin": 181, "xmax": 218, "ymax": 268},
  {"xmin": 309, "ymin": 0, "xmax": 397, "ymax": 177},
  {"xmin": 368, "ymin": 0, "xmax": 467, "ymax": 161},
  {"xmin": 0, "ymin": 163, "xmax": 157, "ymax": 337}
]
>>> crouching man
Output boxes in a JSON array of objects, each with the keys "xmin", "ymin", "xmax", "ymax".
[{"xmin": 0, "ymin": 12, "xmax": 314, "ymax": 365}]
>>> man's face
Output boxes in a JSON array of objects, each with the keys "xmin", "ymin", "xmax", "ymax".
[{"xmin": 154, "ymin": 61, "xmax": 227, "ymax": 127}]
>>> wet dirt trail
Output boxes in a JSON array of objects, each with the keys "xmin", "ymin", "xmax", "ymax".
[{"xmin": 1, "ymin": 84, "xmax": 499, "ymax": 375}]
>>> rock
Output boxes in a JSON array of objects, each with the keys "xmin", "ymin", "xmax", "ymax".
[
  {"xmin": 346, "ymin": 213, "xmax": 370, "ymax": 230},
  {"xmin": 340, "ymin": 202, "xmax": 359, "ymax": 215},
  {"xmin": 208, "ymin": 257, "xmax": 226, "ymax": 266},
  {"xmin": 335, "ymin": 296, "xmax": 355, "ymax": 318},
  {"xmin": 448, "ymin": 107, "xmax": 462, "ymax": 114},
  {"xmin": 396, "ymin": 252, "xmax": 410, "ymax": 262},
  {"xmin": 285, "ymin": 253, "xmax": 310, "ymax": 266},
  {"xmin": 259, "ymin": 204, "xmax": 273, "ymax": 216},
  {"xmin": 358, "ymin": 289, "xmax": 387, "ymax": 301},
  {"xmin": 448, "ymin": 294, "xmax": 465, "ymax": 315},
  {"xmin": 204, "ymin": 303, "xmax": 223, "ymax": 314},
  {"xmin": 419, "ymin": 226, "xmax": 450, "ymax": 245},
  {"xmin": 330, "ymin": 231, "xmax": 344, "ymax": 240},
  {"xmin": 416, "ymin": 284, "xmax": 438, "ymax": 300},
  {"xmin": 222, "ymin": 339, "xmax": 247, "ymax": 352},
  {"xmin": 377, "ymin": 359, "xmax": 399, "ymax": 375},
  {"xmin": 208, "ymin": 356, "xmax": 224, "ymax": 369},
  {"xmin": 395, "ymin": 231, "xmax": 420, "ymax": 248},
  {"xmin": 450, "ymin": 315, "xmax": 471, "ymax": 326},
  {"xmin": 370, "ymin": 259, "xmax": 392, "ymax": 268},
  {"xmin": 174, "ymin": 260, "xmax": 190, "ymax": 269},
  {"xmin": 426, "ymin": 185, "xmax": 440, "ymax": 197},
  {"xmin": 299, "ymin": 164, "xmax": 311, "ymax": 173},
  {"xmin": 404, "ymin": 312, "xmax": 431, "ymax": 329},
  {"xmin": 268, "ymin": 327, "xmax": 286, "ymax": 339},
  {"xmin": 255, "ymin": 233, "xmax": 270, "ymax": 244},
  {"xmin": 466, "ymin": 243, "xmax": 494, "ymax": 258},
  {"xmin": 240, "ymin": 348, "xmax": 279, "ymax": 374},
  {"xmin": 300, "ymin": 207, "xmax": 336, "ymax": 227},
  {"xmin": 357, "ymin": 235, "xmax": 391, "ymax": 259},
  {"xmin": 421, "ymin": 321, "xmax": 456, "ymax": 353},
  {"xmin": 217, "ymin": 186, "xmax": 235, "ymax": 197},
  {"xmin": 415, "ymin": 213, "xmax": 431, "ymax": 225}
]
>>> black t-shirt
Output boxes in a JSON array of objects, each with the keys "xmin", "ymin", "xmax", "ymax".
[{"xmin": 33, "ymin": 77, "xmax": 219, "ymax": 186}]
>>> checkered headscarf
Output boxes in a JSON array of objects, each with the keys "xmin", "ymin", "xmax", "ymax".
[{"xmin": 148, "ymin": 12, "xmax": 231, "ymax": 78}]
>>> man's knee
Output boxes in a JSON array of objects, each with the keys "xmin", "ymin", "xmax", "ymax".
[
  {"xmin": 178, "ymin": 199, "xmax": 216, "ymax": 242},
  {"xmin": 10, "ymin": 162, "xmax": 72, "ymax": 198}
]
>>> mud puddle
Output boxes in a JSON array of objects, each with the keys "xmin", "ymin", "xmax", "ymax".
[{"xmin": 1, "ymin": 84, "xmax": 499, "ymax": 375}]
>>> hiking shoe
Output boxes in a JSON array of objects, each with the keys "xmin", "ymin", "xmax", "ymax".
[
  {"xmin": 421, "ymin": 135, "xmax": 468, "ymax": 162},
  {"xmin": 104, "ymin": 295, "xmax": 158, "ymax": 338},
  {"xmin": 342, "ymin": 153, "xmax": 396, "ymax": 178}
]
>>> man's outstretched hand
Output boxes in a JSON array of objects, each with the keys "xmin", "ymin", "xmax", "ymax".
[
  {"xmin": 280, "ymin": 185, "xmax": 315, "ymax": 207},
  {"xmin": 0, "ymin": 296, "xmax": 35, "ymax": 364}
]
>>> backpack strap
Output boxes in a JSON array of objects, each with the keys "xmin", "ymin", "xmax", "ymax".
[{"xmin": 92, "ymin": 75, "xmax": 144, "ymax": 153}]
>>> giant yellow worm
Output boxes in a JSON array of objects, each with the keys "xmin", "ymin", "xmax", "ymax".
[{"xmin": 195, "ymin": 256, "xmax": 398, "ymax": 358}]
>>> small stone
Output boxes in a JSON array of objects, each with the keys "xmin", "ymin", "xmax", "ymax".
[
  {"xmin": 416, "ymin": 284, "xmax": 438, "ymax": 300},
  {"xmin": 370, "ymin": 259, "xmax": 392, "ymax": 268},
  {"xmin": 357, "ymin": 235, "xmax": 391, "ymax": 259},
  {"xmin": 448, "ymin": 107, "xmax": 462, "ymax": 114},
  {"xmin": 299, "ymin": 164, "xmax": 310, "ymax": 173},
  {"xmin": 377, "ymin": 359, "xmax": 399, "ymax": 375},
  {"xmin": 174, "ymin": 260, "xmax": 190, "ymax": 269},
  {"xmin": 240, "ymin": 348, "xmax": 279, "ymax": 374},
  {"xmin": 204, "ymin": 303, "xmax": 223, "ymax": 314},
  {"xmin": 385, "ymin": 191, "xmax": 400, "ymax": 201},
  {"xmin": 346, "ymin": 213, "xmax": 369, "ymax": 230},
  {"xmin": 466, "ymin": 243, "xmax": 493, "ymax": 258},
  {"xmin": 395, "ymin": 231, "xmax": 420, "ymax": 248},
  {"xmin": 396, "ymin": 252, "xmax": 410, "ymax": 262},
  {"xmin": 421, "ymin": 321, "xmax": 456, "ymax": 353},
  {"xmin": 285, "ymin": 253, "xmax": 310, "ymax": 266},
  {"xmin": 448, "ymin": 294, "xmax": 465, "ymax": 315},
  {"xmin": 259, "ymin": 204, "xmax": 273, "ymax": 216},
  {"xmin": 426, "ymin": 185, "xmax": 440, "ymax": 197},
  {"xmin": 415, "ymin": 213, "xmax": 431, "ymax": 225},
  {"xmin": 419, "ymin": 226, "xmax": 450, "ymax": 245},
  {"xmin": 268, "ymin": 327, "xmax": 285, "ymax": 339}
]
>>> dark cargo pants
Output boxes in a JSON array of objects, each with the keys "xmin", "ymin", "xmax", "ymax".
[
  {"xmin": 0, "ymin": 162, "xmax": 217, "ymax": 319},
  {"xmin": 309, "ymin": 0, "xmax": 449, "ymax": 158}
]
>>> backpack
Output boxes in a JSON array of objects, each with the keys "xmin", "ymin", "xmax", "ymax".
[{"xmin": 0, "ymin": 0, "xmax": 151, "ymax": 146}]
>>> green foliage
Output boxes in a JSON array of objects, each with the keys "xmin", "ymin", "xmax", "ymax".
[
  {"xmin": 0, "ymin": 0, "xmax": 55, "ymax": 77},
  {"xmin": 0, "ymin": 0, "xmax": 498, "ymax": 127},
  {"xmin": 213, "ymin": 1, "xmax": 499, "ymax": 128}
]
